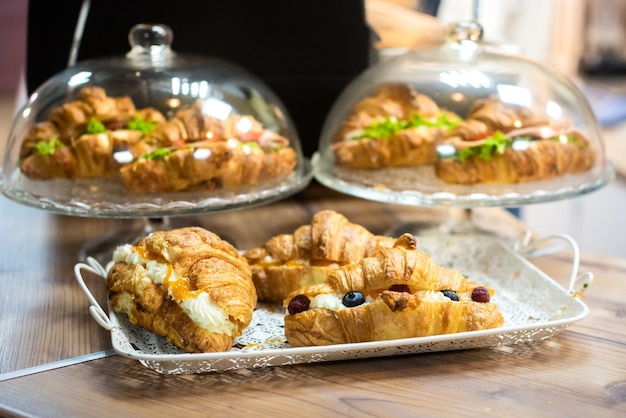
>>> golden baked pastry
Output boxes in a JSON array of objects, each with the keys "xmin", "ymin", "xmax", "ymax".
[
  {"xmin": 18, "ymin": 87, "xmax": 298, "ymax": 192},
  {"xmin": 19, "ymin": 86, "xmax": 164, "ymax": 180},
  {"xmin": 435, "ymin": 97, "xmax": 595, "ymax": 184},
  {"xmin": 119, "ymin": 103, "xmax": 298, "ymax": 193},
  {"xmin": 283, "ymin": 233, "xmax": 504, "ymax": 347},
  {"xmin": 332, "ymin": 83, "xmax": 460, "ymax": 169},
  {"xmin": 243, "ymin": 210, "xmax": 395, "ymax": 304},
  {"xmin": 107, "ymin": 227, "xmax": 257, "ymax": 353}
]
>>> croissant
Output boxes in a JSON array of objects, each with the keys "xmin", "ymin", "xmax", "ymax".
[
  {"xmin": 119, "ymin": 140, "xmax": 297, "ymax": 193},
  {"xmin": 463, "ymin": 96, "xmax": 551, "ymax": 131},
  {"xmin": 435, "ymin": 135, "xmax": 596, "ymax": 184},
  {"xmin": 18, "ymin": 86, "xmax": 299, "ymax": 192},
  {"xmin": 145, "ymin": 104, "xmax": 210, "ymax": 147},
  {"xmin": 20, "ymin": 122, "xmax": 61, "ymax": 160},
  {"xmin": 283, "ymin": 233, "xmax": 504, "ymax": 346},
  {"xmin": 107, "ymin": 227, "xmax": 257, "ymax": 353},
  {"xmin": 334, "ymin": 84, "xmax": 441, "ymax": 142},
  {"xmin": 146, "ymin": 101, "xmax": 286, "ymax": 148},
  {"xmin": 20, "ymin": 128, "xmax": 153, "ymax": 180},
  {"xmin": 435, "ymin": 97, "xmax": 595, "ymax": 184},
  {"xmin": 243, "ymin": 210, "xmax": 395, "ymax": 304},
  {"xmin": 19, "ymin": 144, "xmax": 78, "ymax": 179},
  {"xmin": 332, "ymin": 83, "xmax": 459, "ymax": 169},
  {"xmin": 19, "ymin": 87, "xmax": 162, "ymax": 179},
  {"xmin": 332, "ymin": 126, "xmax": 443, "ymax": 169},
  {"xmin": 47, "ymin": 86, "xmax": 136, "ymax": 140}
]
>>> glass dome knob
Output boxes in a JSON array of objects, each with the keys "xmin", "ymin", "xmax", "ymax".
[
  {"xmin": 127, "ymin": 23, "xmax": 174, "ymax": 64},
  {"xmin": 447, "ymin": 20, "xmax": 484, "ymax": 44}
]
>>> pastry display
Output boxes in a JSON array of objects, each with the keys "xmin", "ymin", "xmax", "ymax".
[
  {"xmin": 243, "ymin": 210, "xmax": 395, "ymax": 304},
  {"xmin": 18, "ymin": 86, "xmax": 298, "ymax": 193},
  {"xmin": 283, "ymin": 233, "xmax": 504, "ymax": 347},
  {"xmin": 107, "ymin": 226, "xmax": 257, "ymax": 353},
  {"xmin": 331, "ymin": 84, "xmax": 461, "ymax": 169}
]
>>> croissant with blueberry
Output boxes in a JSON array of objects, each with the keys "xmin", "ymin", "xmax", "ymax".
[
  {"xmin": 243, "ymin": 210, "xmax": 395, "ymax": 304},
  {"xmin": 331, "ymin": 83, "xmax": 460, "ymax": 169},
  {"xmin": 283, "ymin": 233, "xmax": 504, "ymax": 347},
  {"xmin": 107, "ymin": 227, "xmax": 257, "ymax": 353}
]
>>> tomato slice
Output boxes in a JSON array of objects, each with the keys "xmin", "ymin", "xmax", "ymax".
[
  {"xmin": 467, "ymin": 131, "xmax": 495, "ymax": 141},
  {"xmin": 171, "ymin": 139, "xmax": 186, "ymax": 148}
]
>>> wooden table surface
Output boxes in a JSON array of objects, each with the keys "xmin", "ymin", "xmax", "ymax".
[{"xmin": 0, "ymin": 184, "xmax": 624, "ymax": 417}]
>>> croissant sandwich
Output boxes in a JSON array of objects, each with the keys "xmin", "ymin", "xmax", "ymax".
[
  {"xmin": 107, "ymin": 227, "xmax": 257, "ymax": 353},
  {"xmin": 243, "ymin": 210, "xmax": 395, "ymax": 304},
  {"xmin": 119, "ymin": 140, "xmax": 296, "ymax": 193},
  {"xmin": 435, "ymin": 96, "xmax": 596, "ymax": 184},
  {"xmin": 19, "ymin": 86, "xmax": 165, "ymax": 180},
  {"xmin": 331, "ymin": 83, "xmax": 460, "ymax": 169},
  {"xmin": 18, "ymin": 86, "xmax": 298, "ymax": 192},
  {"xmin": 283, "ymin": 233, "xmax": 504, "ymax": 347}
]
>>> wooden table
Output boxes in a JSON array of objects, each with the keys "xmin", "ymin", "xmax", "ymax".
[{"xmin": 0, "ymin": 184, "xmax": 624, "ymax": 417}]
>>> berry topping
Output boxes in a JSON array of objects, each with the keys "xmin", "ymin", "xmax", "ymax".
[
  {"xmin": 342, "ymin": 291, "xmax": 366, "ymax": 307},
  {"xmin": 441, "ymin": 290, "xmax": 459, "ymax": 301},
  {"xmin": 389, "ymin": 284, "xmax": 410, "ymax": 293},
  {"xmin": 471, "ymin": 286, "xmax": 491, "ymax": 303},
  {"xmin": 287, "ymin": 294, "xmax": 310, "ymax": 314}
]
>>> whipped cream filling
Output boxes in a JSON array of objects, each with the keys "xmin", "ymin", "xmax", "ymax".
[
  {"xmin": 308, "ymin": 290, "xmax": 471, "ymax": 311},
  {"xmin": 310, "ymin": 293, "xmax": 375, "ymax": 310},
  {"xmin": 112, "ymin": 244, "xmax": 235, "ymax": 336}
]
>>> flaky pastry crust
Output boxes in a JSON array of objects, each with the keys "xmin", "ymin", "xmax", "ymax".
[
  {"xmin": 435, "ymin": 96, "xmax": 595, "ymax": 184},
  {"xmin": 243, "ymin": 210, "xmax": 395, "ymax": 304},
  {"xmin": 19, "ymin": 87, "xmax": 298, "ymax": 192},
  {"xmin": 283, "ymin": 234, "xmax": 504, "ymax": 346},
  {"xmin": 107, "ymin": 227, "xmax": 256, "ymax": 353},
  {"xmin": 332, "ymin": 84, "xmax": 455, "ymax": 169}
]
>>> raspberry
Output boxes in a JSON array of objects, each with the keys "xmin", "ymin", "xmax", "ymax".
[
  {"xmin": 287, "ymin": 294, "xmax": 310, "ymax": 314},
  {"xmin": 471, "ymin": 286, "xmax": 490, "ymax": 303},
  {"xmin": 388, "ymin": 284, "xmax": 410, "ymax": 293}
]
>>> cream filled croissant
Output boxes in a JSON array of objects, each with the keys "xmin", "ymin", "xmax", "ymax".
[
  {"xmin": 107, "ymin": 227, "xmax": 257, "ymax": 353},
  {"xmin": 283, "ymin": 233, "xmax": 504, "ymax": 347},
  {"xmin": 243, "ymin": 210, "xmax": 395, "ymax": 304}
]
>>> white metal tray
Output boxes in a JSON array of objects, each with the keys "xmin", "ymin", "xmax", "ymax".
[{"xmin": 75, "ymin": 233, "xmax": 592, "ymax": 375}]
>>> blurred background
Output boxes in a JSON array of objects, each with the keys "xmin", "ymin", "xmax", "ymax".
[{"xmin": 1, "ymin": 0, "xmax": 625, "ymax": 257}]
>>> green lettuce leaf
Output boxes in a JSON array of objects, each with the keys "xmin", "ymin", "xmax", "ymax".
[{"xmin": 35, "ymin": 136, "xmax": 64, "ymax": 155}]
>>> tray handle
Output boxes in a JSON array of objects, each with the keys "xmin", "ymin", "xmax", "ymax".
[
  {"xmin": 514, "ymin": 231, "xmax": 594, "ymax": 296},
  {"xmin": 74, "ymin": 257, "xmax": 114, "ymax": 330}
]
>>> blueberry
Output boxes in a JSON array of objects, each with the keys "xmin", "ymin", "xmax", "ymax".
[
  {"xmin": 342, "ymin": 291, "xmax": 366, "ymax": 307},
  {"xmin": 287, "ymin": 294, "xmax": 310, "ymax": 314},
  {"xmin": 441, "ymin": 290, "xmax": 459, "ymax": 301}
]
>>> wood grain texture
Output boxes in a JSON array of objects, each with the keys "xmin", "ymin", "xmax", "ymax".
[{"xmin": 0, "ymin": 184, "xmax": 624, "ymax": 416}]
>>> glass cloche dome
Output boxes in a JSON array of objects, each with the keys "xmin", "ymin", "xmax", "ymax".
[
  {"xmin": 1, "ymin": 24, "xmax": 311, "ymax": 218},
  {"xmin": 313, "ymin": 21, "xmax": 614, "ymax": 208}
]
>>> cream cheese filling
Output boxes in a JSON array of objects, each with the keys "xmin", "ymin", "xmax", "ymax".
[{"xmin": 112, "ymin": 244, "xmax": 235, "ymax": 336}]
